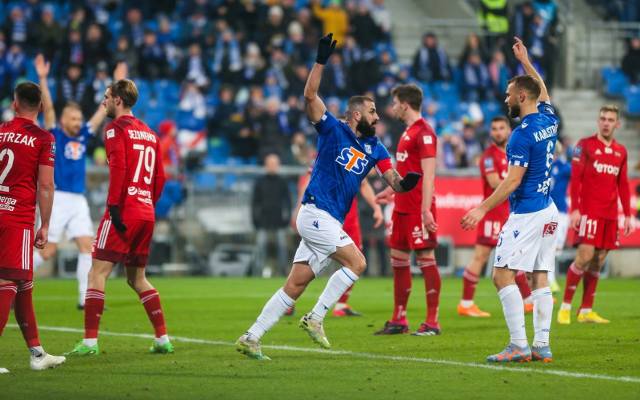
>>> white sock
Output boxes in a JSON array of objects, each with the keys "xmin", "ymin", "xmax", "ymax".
[
  {"xmin": 154, "ymin": 334, "xmax": 170, "ymax": 345},
  {"xmin": 523, "ymin": 296, "xmax": 532, "ymax": 304},
  {"xmin": 460, "ymin": 299, "xmax": 474, "ymax": 308},
  {"xmin": 532, "ymin": 287, "xmax": 553, "ymax": 348},
  {"xmin": 560, "ymin": 302, "xmax": 572, "ymax": 311},
  {"xmin": 548, "ymin": 268, "xmax": 556, "ymax": 284},
  {"xmin": 29, "ymin": 346, "xmax": 44, "ymax": 358},
  {"xmin": 247, "ymin": 288, "xmax": 294, "ymax": 340},
  {"xmin": 77, "ymin": 253, "xmax": 92, "ymax": 306},
  {"xmin": 334, "ymin": 302, "xmax": 347, "ymax": 310},
  {"xmin": 579, "ymin": 308, "xmax": 591, "ymax": 314},
  {"xmin": 498, "ymin": 284, "xmax": 528, "ymax": 348},
  {"xmin": 83, "ymin": 338, "xmax": 98, "ymax": 347},
  {"xmin": 33, "ymin": 252, "xmax": 44, "ymax": 270},
  {"xmin": 311, "ymin": 267, "xmax": 359, "ymax": 321}
]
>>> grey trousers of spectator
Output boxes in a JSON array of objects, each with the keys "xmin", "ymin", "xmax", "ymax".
[{"xmin": 254, "ymin": 228, "xmax": 288, "ymax": 276}]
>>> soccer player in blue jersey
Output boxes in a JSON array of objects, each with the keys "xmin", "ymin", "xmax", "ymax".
[
  {"xmin": 461, "ymin": 37, "xmax": 559, "ymax": 363},
  {"xmin": 33, "ymin": 55, "xmax": 126, "ymax": 309},
  {"xmin": 236, "ymin": 33, "xmax": 421, "ymax": 360}
]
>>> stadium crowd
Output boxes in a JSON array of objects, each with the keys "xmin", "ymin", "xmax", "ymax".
[{"xmin": 0, "ymin": 0, "xmax": 561, "ymax": 172}]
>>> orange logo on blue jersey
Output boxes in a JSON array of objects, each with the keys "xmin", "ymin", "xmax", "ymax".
[
  {"xmin": 64, "ymin": 141, "xmax": 86, "ymax": 161},
  {"xmin": 336, "ymin": 146, "xmax": 368, "ymax": 174}
]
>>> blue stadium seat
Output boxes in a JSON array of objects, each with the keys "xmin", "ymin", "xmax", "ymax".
[
  {"xmin": 154, "ymin": 79, "xmax": 181, "ymax": 103},
  {"xmin": 624, "ymin": 85, "xmax": 640, "ymax": 117},
  {"xmin": 207, "ymin": 137, "xmax": 230, "ymax": 165},
  {"xmin": 601, "ymin": 67, "xmax": 629, "ymax": 98},
  {"xmin": 176, "ymin": 110, "xmax": 205, "ymax": 131},
  {"xmin": 481, "ymin": 101, "xmax": 502, "ymax": 123},
  {"xmin": 192, "ymin": 172, "xmax": 218, "ymax": 192}
]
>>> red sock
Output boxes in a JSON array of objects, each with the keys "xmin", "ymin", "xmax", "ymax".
[
  {"xmin": 563, "ymin": 262, "xmax": 584, "ymax": 304},
  {"xmin": 580, "ymin": 270, "xmax": 600, "ymax": 310},
  {"xmin": 418, "ymin": 257, "xmax": 441, "ymax": 328},
  {"xmin": 462, "ymin": 268, "xmax": 479, "ymax": 302},
  {"xmin": 0, "ymin": 282, "xmax": 17, "ymax": 336},
  {"xmin": 515, "ymin": 271, "xmax": 532, "ymax": 300},
  {"xmin": 14, "ymin": 281, "xmax": 39, "ymax": 347},
  {"xmin": 84, "ymin": 289, "xmax": 105, "ymax": 339},
  {"xmin": 391, "ymin": 256, "xmax": 411, "ymax": 324},
  {"xmin": 139, "ymin": 289, "xmax": 167, "ymax": 338},
  {"xmin": 337, "ymin": 284, "xmax": 353, "ymax": 304}
]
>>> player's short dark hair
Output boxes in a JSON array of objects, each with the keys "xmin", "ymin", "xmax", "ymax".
[
  {"xmin": 508, "ymin": 75, "xmax": 541, "ymax": 100},
  {"xmin": 491, "ymin": 116, "xmax": 510, "ymax": 126},
  {"xmin": 391, "ymin": 84, "xmax": 423, "ymax": 111},
  {"xmin": 109, "ymin": 79, "xmax": 138, "ymax": 108},
  {"xmin": 599, "ymin": 104, "xmax": 620, "ymax": 119},
  {"xmin": 346, "ymin": 95, "xmax": 375, "ymax": 117},
  {"xmin": 62, "ymin": 101, "xmax": 82, "ymax": 113},
  {"xmin": 14, "ymin": 81, "xmax": 42, "ymax": 111}
]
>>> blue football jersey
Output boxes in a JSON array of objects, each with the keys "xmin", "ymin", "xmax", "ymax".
[
  {"xmin": 52, "ymin": 123, "xmax": 92, "ymax": 193},
  {"xmin": 550, "ymin": 156, "xmax": 571, "ymax": 213},
  {"xmin": 506, "ymin": 102, "xmax": 559, "ymax": 213},
  {"xmin": 303, "ymin": 112, "xmax": 391, "ymax": 222}
]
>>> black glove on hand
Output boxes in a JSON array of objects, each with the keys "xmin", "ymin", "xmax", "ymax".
[
  {"xmin": 108, "ymin": 205, "xmax": 127, "ymax": 232},
  {"xmin": 399, "ymin": 172, "xmax": 422, "ymax": 191},
  {"xmin": 316, "ymin": 33, "xmax": 337, "ymax": 65}
]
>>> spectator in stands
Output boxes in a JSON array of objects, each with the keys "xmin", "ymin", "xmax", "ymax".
[
  {"xmin": 67, "ymin": 6, "xmax": 89, "ymax": 33},
  {"xmin": 139, "ymin": 30, "xmax": 168, "ymax": 80},
  {"xmin": 5, "ymin": 44, "xmax": 26, "ymax": 87},
  {"xmin": 411, "ymin": 32, "xmax": 452, "ymax": 83},
  {"xmin": 285, "ymin": 64, "xmax": 308, "ymax": 98},
  {"xmin": 461, "ymin": 120, "xmax": 482, "ymax": 167},
  {"xmin": 241, "ymin": 42, "xmax": 267, "ymax": 87},
  {"xmin": 370, "ymin": 0, "xmax": 392, "ymax": 42},
  {"xmin": 256, "ymin": 96, "xmax": 291, "ymax": 161},
  {"xmin": 87, "ymin": 61, "xmax": 112, "ymax": 110},
  {"xmin": 488, "ymin": 49, "xmax": 510, "ymax": 97},
  {"xmin": 284, "ymin": 21, "xmax": 313, "ymax": 65},
  {"xmin": 462, "ymin": 53, "xmax": 492, "ymax": 101},
  {"xmin": 251, "ymin": 153, "xmax": 291, "ymax": 277},
  {"xmin": 113, "ymin": 36, "xmax": 139, "ymax": 77},
  {"xmin": 83, "ymin": 23, "xmax": 110, "ymax": 71},
  {"xmin": 323, "ymin": 52, "xmax": 350, "ymax": 98},
  {"xmin": 56, "ymin": 63, "xmax": 89, "ymax": 114},
  {"xmin": 265, "ymin": 47, "xmax": 291, "ymax": 93},
  {"xmin": 212, "ymin": 28, "xmax": 243, "ymax": 86},
  {"xmin": 208, "ymin": 85, "xmax": 239, "ymax": 139},
  {"xmin": 28, "ymin": 4, "xmax": 63, "ymax": 60},
  {"xmin": 177, "ymin": 42, "xmax": 210, "ymax": 88},
  {"xmin": 296, "ymin": 7, "xmax": 323, "ymax": 51},
  {"xmin": 342, "ymin": 34, "xmax": 378, "ymax": 93},
  {"xmin": 179, "ymin": 79, "xmax": 206, "ymax": 120},
  {"xmin": 158, "ymin": 120, "xmax": 181, "ymax": 177},
  {"xmin": 62, "ymin": 29, "xmax": 85, "ymax": 67},
  {"xmin": 312, "ymin": 0, "xmax": 350, "ymax": 47},
  {"xmin": 533, "ymin": 0, "xmax": 558, "ymax": 31},
  {"xmin": 459, "ymin": 33, "xmax": 489, "ymax": 67},
  {"xmin": 510, "ymin": 1, "xmax": 536, "ymax": 51},
  {"xmin": 122, "ymin": 7, "xmax": 145, "ymax": 48},
  {"xmin": 3, "ymin": 6, "xmax": 28, "ymax": 47},
  {"xmin": 350, "ymin": 1, "xmax": 382, "ymax": 50},
  {"xmin": 622, "ymin": 37, "xmax": 640, "ymax": 84},
  {"xmin": 258, "ymin": 5, "xmax": 288, "ymax": 52},
  {"xmin": 478, "ymin": 0, "xmax": 509, "ymax": 51}
]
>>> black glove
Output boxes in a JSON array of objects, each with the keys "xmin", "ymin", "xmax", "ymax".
[
  {"xmin": 316, "ymin": 33, "xmax": 337, "ymax": 65},
  {"xmin": 108, "ymin": 205, "xmax": 127, "ymax": 233},
  {"xmin": 399, "ymin": 172, "xmax": 422, "ymax": 191}
]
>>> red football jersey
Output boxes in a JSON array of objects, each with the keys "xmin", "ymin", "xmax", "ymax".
[
  {"xmin": 570, "ymin": 135, "xmax": 630, "ymax": 220},
  {"xmin": 479, "ymin": 144, "xmax": 509, "ymax": 219},
  {"xmin": 0, "ymin": 117, "xmax": 55, "ymax": 228},
  {"xmin": 104, "ymin": 115, "xmax": 166, "ymax": 222},
  {"xmin": 394, "ymin": 118, "xmax": 437, "ymax": 214}
]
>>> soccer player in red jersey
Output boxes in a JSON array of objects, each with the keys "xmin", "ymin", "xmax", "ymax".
[
  {"xmin": 374, "ymin": 83, "xmax": 442, "ymax": 336},
  {"xmin": 0, "ymin": 82, "xmax": 66, "ymax": 372},
  {"xmin": 293, "ymin": 165, "xmax": 384, "ymax": 317},
  {"xmin": 557, "ymin": 105, "xmax": 632, "ymax": 325},
  {"xmin": 67, "ymin": 79, "xmax": 172, "ymax": 355}
]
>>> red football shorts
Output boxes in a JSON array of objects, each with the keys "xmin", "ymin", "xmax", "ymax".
[
  {"xmin": 476, "ymin": 214, "xmax": 508, "ymax": 247},
  {"xmin": 388, "ymin": 210, "xmax": 438, "ymax": 250},
  {"xmin": 575, "ymin": 215, "xmax": 619, "ymax": 250},
  {"xmin": 0, "ymin": 225, "xmax": 33, "ymax": 281},
  {"xmin": 93, "ymin": 218, "xmax": 155, "ymax": 267}
]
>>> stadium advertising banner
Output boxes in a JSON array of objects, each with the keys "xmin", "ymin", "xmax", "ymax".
[{"xmin": 434, "ymin": 176, "xmax": 640, "ymax": 247}]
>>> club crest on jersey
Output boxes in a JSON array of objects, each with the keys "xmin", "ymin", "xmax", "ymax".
[
  {"xmin": 336, "ymin": 146, "xmax": 368, "ymax": 174},
  {"xmin": 364, "ymin": 144, "xmax": 372, "ymax": 154},
  {"xmin": 64, "ymin": 141, "xmax": 85, "ymax": 161},
  {"xmin": 543, "ymin": 222, "xmax": 558, "ymax": 237},
  {"xmin": 106, "ymin": 128, "xmax": 115, "ymax": 139}
]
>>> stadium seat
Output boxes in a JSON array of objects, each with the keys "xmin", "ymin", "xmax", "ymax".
[
  {"xmin": 207, "ymin": 137, "xmax": 230, "ymax": 165},
  {"xmin": 176, "ymin": 110, "xmax": 205, "ymax": 131},
  {"xmin": 192, "ymin": 172, "xmax": 218, "ymax": 193},
  {"xmin": 154, "ymin": 79, "xmax": 181, "ymax": 103},
  {"xmin": 601, "ymin": 67, "xmax": 629, "ymax": 98},
  {"xmin": 623, "ymin": 85, "xmax": 640, "ymax": 117}
]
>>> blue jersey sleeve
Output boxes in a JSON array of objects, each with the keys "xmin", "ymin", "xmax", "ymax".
[
  {"xmin": 537, "ymin": 101, "xmax": 559, "ymax": 123},
  {"xmin": 313, "ymin": 111, "xmax": 339, "ymax": 136},
  {"xmin": 81, "ymin": 122, "xmax": 93, "ymax": 138},
  {"xmin": 507, "ymin": 130, "xmax": 531, "ymax": 168},
  {"xmin": 375, "ymin": 141, "xmax": 391, "ymax": 161}
]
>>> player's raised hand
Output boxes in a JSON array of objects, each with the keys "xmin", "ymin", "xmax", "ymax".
[
  {"xmin": 113, "ymin": 62, "xmax": 128, "ymax": 81},
  {"xmin": 375, "ymin": 186, "xmax": 394, "ymax": 204},
  {"xmin": 512, "ymin": 36, "xmax": 529, "ymax": 63},
  {"xmin": 316, "ymin": 33, "xmax": 337, "ymax": 65},
  {"xmin": 372, "ymin": 205, "xmax": 384, "ymax": 228},
  {"xmin": 34, "ymin": 54, "xmax": 50, "ymax": 78},
  {"xmin": 461, "ymin": 207, "xmax": 486, "ymax": 231},
  {"xmin": 34, "ymin": 226, "xmax": 48, "ymax": 249}
]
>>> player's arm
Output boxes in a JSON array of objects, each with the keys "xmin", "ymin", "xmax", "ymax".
[
  {"xmin": 34, "ymin": 54, "xmax": 56, "ymax": 130},
  {"xmin": 88, "ymin": 62, "xmax": 128, "ymax": 132},
  {"xmin": 35, "ymin": 165, "xmax": 54, "ymax": 249},
  {"xmin": 359, "ymin": 178, "xmax": 383, "ymax": 228},
  {"xmin": 512, "ymin": 36, "xmax": 550, "ymax": 103},
  {"xmin": 461, "ymin": 165, "xmax": 526, "ymax": 230},
  {"xmin": 381, "ymin": 168, "xmax": 422, "ymax": 193},
  {"xmin": 485, "ymin": 172, "xmax": 502, "ymax": 189},
  {"xmin": 304, "ymin": 34, "xmax": 337, "ymax": 123},
  {"xmin": 569, "ymin": 142, "xmax": 585, "ymax": 230},
  {"xmin": 105, "ymin": 126, "xmax": 128, "ymax": 231},
  {"xmin": 618, "ymin": 151, "xmax": 632, "ymax": 236},
  {"xmin": 421, "ymin": 157, "xmax": 437, "ymax": 232},
  {"xmin": 153, "ymin": 141, "xmax": 166, "ymax": 205}
]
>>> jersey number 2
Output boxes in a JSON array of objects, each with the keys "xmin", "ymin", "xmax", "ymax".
[
  {"xmin": 132, "ymin": 144, "xmax": 156, "ymax": 184},
  {"xmin": 0, "ymin": 148, "xmax": 15, "ymax": 192}
]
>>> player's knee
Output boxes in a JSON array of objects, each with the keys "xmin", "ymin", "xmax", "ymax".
[{"xmin": 348, "ymin": 255, "xmax": 367, "ymax": 276}]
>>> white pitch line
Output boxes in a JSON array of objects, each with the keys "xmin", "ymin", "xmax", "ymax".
[{"xmin": 10, "ymin": 325, "xmax": 640, "ymax": 384}]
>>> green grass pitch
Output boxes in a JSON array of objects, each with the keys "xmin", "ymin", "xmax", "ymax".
[{"xmin": 1, "ymin": 276, "xmax": 639, "ymax": 399}]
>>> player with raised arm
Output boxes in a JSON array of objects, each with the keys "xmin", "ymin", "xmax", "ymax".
[
  {"xmin": 374, "ymin": 83, "xmax": 442, "ymax": 336},
  {"xmin": 461, "ymin": 37, "xmax": 559, "ymax": 363},
  {"xmin": 236, "ymin": 33, "xmax": 421, "ymax": 360},
  {"xmin": 0, "ymin": 82, "xmax": 66, "ymax": 372},
  {"xmin": 66, "ymin": 79, "xmax": 171, "ymax": 356},
  {"xmin": 557, "ymin": 105, "xmax": 631, "ymax": 325},
  {"xmin": 33, "ymin": 55, "xmax": 127, "ymax": 310}
]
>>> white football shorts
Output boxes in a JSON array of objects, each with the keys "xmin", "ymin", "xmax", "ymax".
[
  {"xmin": 554, "ymin": 211, "xmax": 570, "ymax": 251},
  {"xmin": 48, "ymin": 190, "xmax": 94, "ymax": 243},
  {"xmin": 494, "ymin": 203, "xmax": 559, "ymax": 273},
  {"xmin": 293, "ymin": 204, "xmax": 354, "ymax": 275}
]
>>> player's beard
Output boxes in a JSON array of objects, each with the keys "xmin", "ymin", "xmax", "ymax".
[
  {"xmin": 493, "ymin": 137, "xmax": 507, "ymax": 147},
  {"xmin": 508, "ymin": 104, "xmax": 521, "ymax": 119},
  {"xmin": 357, "ymin": 119, "xmax": 376, "ymax": 137},
  {"xmin": 106, "ymin": 106, "xmax": 116, "ymax": 119}
]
